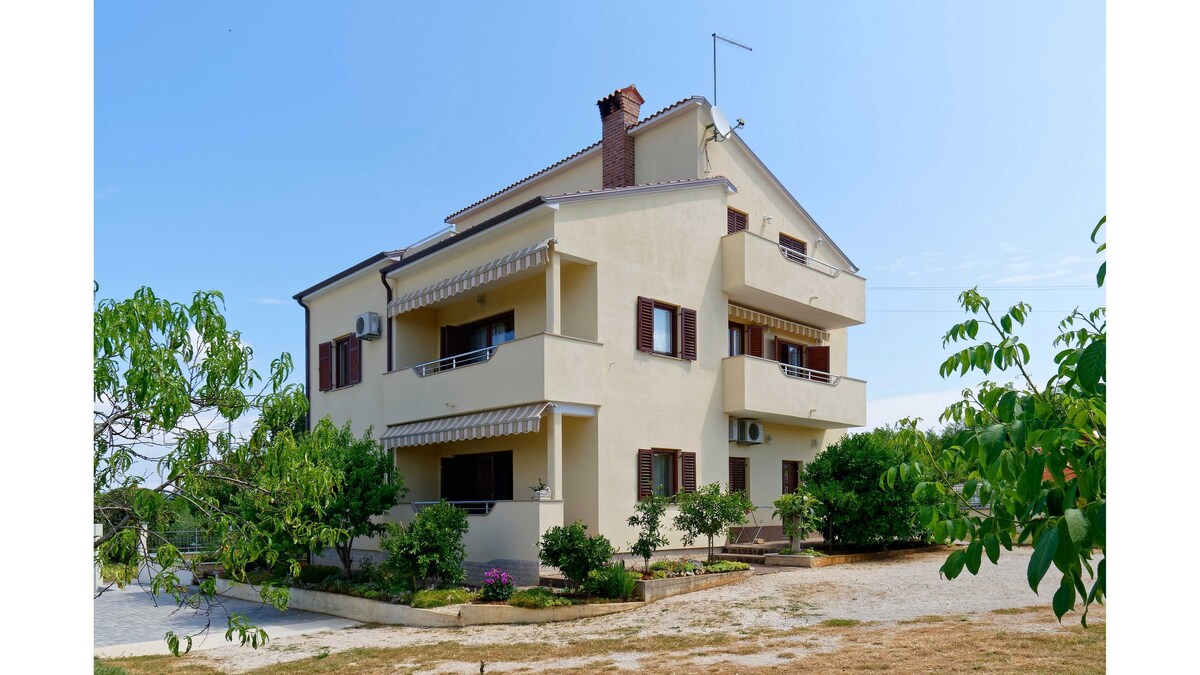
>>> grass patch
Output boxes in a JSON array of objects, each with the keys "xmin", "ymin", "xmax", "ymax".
[
  {"xmin": 410, "ymin": 588, "xmax": 475, "ymax": 608},
  {"xmin": 991, "ymin": 605, "xmax": 1045, "ymax": 615},
  {"xmin": 94, "ymin": 658, "xmax": 130, "ymax": 675},
  {"xmin": 507, "ymin": 587, "xmax": 574, "ymax": 609},
  {"xmin": 821, "ymin": 618, "xmax": 861, "ymax": 627}
]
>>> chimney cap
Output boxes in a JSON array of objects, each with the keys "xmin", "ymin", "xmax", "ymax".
[{"xmin": 597, "ymin": 84, "xmax": 645, "ymax": 108}]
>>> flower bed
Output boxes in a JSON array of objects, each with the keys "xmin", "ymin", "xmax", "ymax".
[{"xmin": 764, "ymin": 543, "xmax": 944, "ymax": 568}]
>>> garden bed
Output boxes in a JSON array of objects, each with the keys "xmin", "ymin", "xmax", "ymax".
[
  {"xmin": 215, "ymin": 579, "xmax": 643, "ymax": 627},
  {"xmin": 634, "ymin": 569, "xmax": 752, "ymax": 602},
  {"xmin": 764, "ymin": 543, "xmax": 946, "ymax": 568}
]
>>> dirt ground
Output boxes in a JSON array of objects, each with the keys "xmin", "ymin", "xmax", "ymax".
[{"xmin": 105, "ymin": 548, "xmax": 1106, "ymax": 674}]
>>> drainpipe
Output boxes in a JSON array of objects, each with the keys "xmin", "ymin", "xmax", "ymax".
[
  {"xmin": 295, "ymin": 296, "xmax": 312, "ymax": 431},
  {"xmin": 379, "ymin": 269, "xmax": 393, "ymax": 373}
]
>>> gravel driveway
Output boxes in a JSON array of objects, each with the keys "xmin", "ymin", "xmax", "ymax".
[{"xmin": 181, "ymin": 546, "xmax": 1095, "ymax": 674}]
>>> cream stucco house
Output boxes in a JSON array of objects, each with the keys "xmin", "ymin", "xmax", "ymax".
[{"xmin": 294, "ymin": 86, "xmax": 866, "ymax": 583}]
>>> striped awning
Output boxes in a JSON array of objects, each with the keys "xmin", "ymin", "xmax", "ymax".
[
  {"xmin": 728, "ymin": 304, "xmax": 829, "ymax": 344},
  {"xmin": 380, "ymin": 402, "xmax": 554, "ymax": 448},
  {"xmin": 387, "ymin": 238, "xmax": 555, "ymax": 317}
]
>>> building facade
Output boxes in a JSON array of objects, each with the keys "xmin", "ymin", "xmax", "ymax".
[{"xmin": 294, "ymin": 86, "xmax": 866, "ymax": 582}]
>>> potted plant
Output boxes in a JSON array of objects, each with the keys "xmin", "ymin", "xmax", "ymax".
[{"xmin": 530, "ymin": 479, "xmax": 551, "ymax": 501}]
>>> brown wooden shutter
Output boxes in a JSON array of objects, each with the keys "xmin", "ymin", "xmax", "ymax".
[
  {"xmin": 681, "ymin": 451, "xmax": 697, "ymax": 493},
  {"xmin": 729, "ymin": 457, "xmax": 748, "ymax": 495},
  {"xmin": 637, "ymin": 449, "xmax": 654, "ymax": 500},
  {"xmin": 746, "ymin": 325, "xmax": 764, "ymax": 358},
  {"xmin": 318, "ymin": 341, "xmax": 333, "ymax": 391},
  {"xmin": 636, "ymin": 297, "xmax": 655, "ymax": 352},
  {"xmin": 727, "ymin": 208, "xmax": 748, "ymax": 234},
  {"xmin": 347, "ymin": 335, "xmax": 362, "ymax": 385},
  {"xmin": 807, "ymin": 345, "xmax": 831, "ymax": 382},
  {"xmin": 680, "ymin": 308, "xmax": 697, "ymax": 361}
]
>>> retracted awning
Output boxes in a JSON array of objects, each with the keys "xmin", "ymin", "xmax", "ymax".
[
  {"xmin": 380, "ymin": 402, "xmax": 554, "ymax": 448},
  {"xmin": 729, "ymin": 304, "xmax": 829, "ymax": 344},
  {"xmin": 387, "ymin": 238, "xmax": 555, "ymax": 317}
]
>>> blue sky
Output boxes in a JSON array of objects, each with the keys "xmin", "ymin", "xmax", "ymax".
[{"xmin": 95, "ymin": 1, "xmax": 1105, "ymax": 431}]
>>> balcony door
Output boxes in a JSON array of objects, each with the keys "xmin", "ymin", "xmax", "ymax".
[
  {"xmin": 440, "ymin": 450, "xmax": 514, "ymax": 504},
  {"xmin": 440, "ymin": 311, "xmax": 515, "ymax": 359}
]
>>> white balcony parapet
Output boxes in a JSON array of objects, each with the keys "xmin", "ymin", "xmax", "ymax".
[
  {"xmin": 413, "ymin": 500, "xmax": 497, "ymax": 516},
  {"xmin": 412, "ymin": 346, "xmax": 497, "ymax": 377},
  {"xmin": 778, "ymin": 244, "xmax": 841, "ymax": 277},
  {"xmin": 779, "ymin": 363, "xmax": 842, "ymax": 386}
]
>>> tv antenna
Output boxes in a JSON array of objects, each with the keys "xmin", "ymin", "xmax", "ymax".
[{"xmin": 712, "ymin": 33, "xmax": 752, "ymax": 105}]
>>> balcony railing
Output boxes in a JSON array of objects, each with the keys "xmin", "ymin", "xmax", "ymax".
[
  {"xmin": 412, "ymin": 346, "xmax": 497, "ymax": 377},
  {"xmin": 778, "ymin": 245, "xmax": 841, "ymax": 277},
  {"xmin": 779, "ymin": 363, "xmax": 842, "ymax": 386},
  {"xmin": 413, "ymin": 500, "xmax": 496, "ymax": 516}
]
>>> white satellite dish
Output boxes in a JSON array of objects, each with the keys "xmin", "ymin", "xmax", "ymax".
[{"xmin": 710, "ymin": 105, "xmax": 733, "ymax": 140}]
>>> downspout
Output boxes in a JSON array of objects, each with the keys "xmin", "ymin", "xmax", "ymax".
[
  {"xmin": 379, "ymin": 269, "xmax": 393, "ymax": 373},
  {"xmin": 296, "ymin": 296, "xmax": 312, "ymax": 431}
]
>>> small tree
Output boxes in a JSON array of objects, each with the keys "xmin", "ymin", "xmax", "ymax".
[
  {"xmin": 306, "ymin": 419, "xmax": 408, "ymax": 577},
  {"xmin": 538, "ymin": 521, "xmax": 614, "ymax": 585},
  {"xmin": 772, "ymin": 490, "xmax": 822, "ymax": 551},
  {"xmin": 627, "ymin": 494, "xmax": 670, "ymax": 572},
  {"xmin": 673, "ymin": 483, "xmax": 753, "ymax": 562},
  {"xmin": 380, "ymin": 500, "xmax": 469, "ymax": 590}
]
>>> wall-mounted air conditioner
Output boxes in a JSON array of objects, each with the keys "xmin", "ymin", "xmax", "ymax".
[
  {"xmin": 355, "ymin": 311, "xmax": 382, "ymax": 340},
  {"xmin": 737, "ymin": 419, "xmax": 765, "ymax": 445}
]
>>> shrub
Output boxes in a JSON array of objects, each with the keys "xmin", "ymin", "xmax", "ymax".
[
  {"xmin": 100, "ymin": 562, "xmax": 137, "ymax": 586},
  {"xmin": 581, "ymin": 561, "xmax": 640, "ymax": 599},
  {"xmin": 778, "ymin": 548, "xmax": 826, "ymax": 557},
  {"xmin": 381, "ymin": 500, "xmax": 470, "ymax": 589},
  {"xmin": 702, "ymin": 560, "xmax": 750, "ymax": 573},
  {"xmin": 805, "ymin": 428, "xmax": 928, "ymax": 547},
  {"xmin": 507, "ymin": 587, "xmax": 574, "ymax": 609},
  {"xmin": 650, "ymin": 559, "xmax": 702, "ymax": 575},
  {"xmin": 627, "ymin": 494, "xmax": 670, "ymax": 572},
  {"xmin": 410, "ymin": 588, "xmax": 475, "ymax": 608},
  {"xmin": 673, "ymin": 483, "xmax": 754, "ymax": 561},
  {"xmin": 297, "ymin": 564, "xmax": 342, "ymax": 585},
  {"xmin": 480, "ymin": 568, "xmax": 515, "ymax": 602},
  {"xmin": 651, "ymin": 570, "xmax": 668, "ymax": 579},
  {"xmin": 242, "ymin": 568, "xmax": 277, "ymax": 585},
  {"xmin": 772, "ymin": 490, "xmax": 823, "ymax": 550},
  {"xmin": 538, "ymin": 521, "xmax": 614, "ymax": 585}
]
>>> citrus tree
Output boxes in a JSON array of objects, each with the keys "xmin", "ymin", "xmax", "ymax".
[
  {"xmin": 673, "ymin": 483, "xmax": 754, "ymax": 562},
  {"xmin": 94, "ymin": 286, "xmax": 343, "ymax": 654},
  {"xmin": 884, "ymin": 218, "xmax": 1106, "ymax": 625}
]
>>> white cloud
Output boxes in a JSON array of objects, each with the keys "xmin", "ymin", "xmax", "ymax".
[
  {"xmin": 249, "ymin": 297, "xmax": 289, "ymax": 305},
  {"xmin": 863, "ymin": 388, "xmax": 966, "ymax": 431},
  {"xmin": 94, "ymin": 186, "xmax": 120, "ymax": 199}
]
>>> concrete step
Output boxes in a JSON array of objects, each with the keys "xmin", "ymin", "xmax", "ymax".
[
  {"xmin": 723, "ymin": 544, "xmax": 787, "ymax": 556},
  {"xmin": 711, "ymin": 552, "xmax": 766, "ymax": 565}
]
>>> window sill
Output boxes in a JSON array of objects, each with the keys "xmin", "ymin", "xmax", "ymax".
[{"xmin": 646, "ymin": 350, "xmax": 685, "ymax": 362}]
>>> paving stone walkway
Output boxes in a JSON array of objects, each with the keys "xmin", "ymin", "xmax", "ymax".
[{"xmin": 94, "ymin": 584, "xmax": 358, "ymax": 655}]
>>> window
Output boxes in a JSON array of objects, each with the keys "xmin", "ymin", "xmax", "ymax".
[
  {"xmin": 782, "ymin": 460, "xmax": 802, "ymax": 495},
  {"xmin": 318, "ymin": 334, "xmax": 361, "ymax": 391},
  {"xmin": 638, "ymin": 449, "xmax": 696, "ymax": 499},
  {"xmin": 636, "ymin": 297, "xmax": 696, "ymax": 360},
  {"xmin": 776, "ymin": 338, "xmax": 805, "ymax": 368},
  {"xmin": 652, "ymin": 303, "xmax": 676, "ymax": 355},
  {"xmin": 729, "ymin": 456, "xmax": 748, "ymax": 496},
  {"xmin": 779, "ymin": 233, "xmax": 808, "ymax": 263},
  {"xmin": 441, "ymin": 451, "xmax": 514, "ymax": 510},
  {"xmin": 441, "ymin": 311, "xmax": 515, "ymax": 358},
  {"xmin": 727, "ymin": 207, "xmax": 749, "ymax": 234},
  {"xmin": 729, "ymin": 321, "xmax": 744, "ymax": 356}
]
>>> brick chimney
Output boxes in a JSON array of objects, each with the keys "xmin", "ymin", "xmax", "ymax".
[{"xmin": 597, "ymin": 85, "xmax": 644, "ymax": 189}]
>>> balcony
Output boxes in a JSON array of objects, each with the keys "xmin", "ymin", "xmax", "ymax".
[
  {"xmin": 723, "ymin": 355, "xmax": 866, "ymax": 429},
  {"xmin": 383, "ymin": 333, "xmax": 603, "ymax": 425},
  {"xmin": 722, "ymin": 230, "xmax": 866, "ymax": 330}
]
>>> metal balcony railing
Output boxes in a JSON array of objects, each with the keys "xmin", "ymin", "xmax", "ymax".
[
  {"xmin": 412, "ymin": 346, "xmax": 497, "ymax": 377},
  {"xmin": 413, "ymin": 500, "xmax": 496, "ymax": 516},
  {"xmin": 778, "ymin": 245, "xmax": 841, "ymax": 278},
  {"xmin": 779, "ymin": 362, "xmax": 841, "ymax": 386}
]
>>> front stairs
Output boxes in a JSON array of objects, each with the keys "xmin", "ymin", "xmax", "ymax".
[{"xmin": 712, "ymin": 541, "xmax": 788, "ymax": 565}]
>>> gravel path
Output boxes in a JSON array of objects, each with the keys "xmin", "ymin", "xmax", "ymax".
[{"xmin": 198, "ymin": 547, "xmax": 1082, "ymax": 673}]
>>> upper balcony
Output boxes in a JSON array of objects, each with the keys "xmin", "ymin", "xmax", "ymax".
[
  {"xmin": 382, "ymin": 333, "xmax": 603, "ymax": 425},
  {"xmin": 722, "ymin": 230, "xmax": 866, "ymax": 330},
  {"xmin": 723, "ymin": 355, "xmax": 866, "ymax": 429}
]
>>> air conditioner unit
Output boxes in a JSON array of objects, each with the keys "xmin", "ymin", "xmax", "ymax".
[
  {"xmin": 355, "ymin": 311, "xmax": 382, "ymax": 340},
  {"xmin": 737, "ymin": 419, "xmax": 765, "ymax": 445}
]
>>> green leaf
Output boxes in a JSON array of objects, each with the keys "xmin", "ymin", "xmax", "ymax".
[
  {"xmin": 1016, "ymin": 454, "xmax": 1045, "ymax": 502},
  {"xmin": 1076, "ymin": 340, "xmax": 1105, "ymax": 394},
  {"xmin": 996, "ymin": 391, "xmax": 1017, "ymax": 423},
  {"xmin": 1053, "ymin": 572, "xmax": 1076, "ymax": 620},
  {"xmin": 941, "ymin": 549, "xmax": 966, "ymax": 580},
  {"xmin": 1028, "ymin": 525, "xmax": 1058, "ymax": 593},
  {"xmin": 965, "ymin": 540, "xmax": 983, "ymax": 575},
  {"xmin": 1063, "ymin": 509, "xmax": 1090, "ymax": 546},
  {"xmin": 983, "ymin": 534, "xmax": 1000, "ymax": 564},
  {"xmin": 1096, "ymin": 261, "xmax": 1105, "ymax": 287}
]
